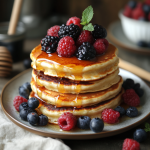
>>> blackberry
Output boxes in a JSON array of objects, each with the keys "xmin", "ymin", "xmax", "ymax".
[
  {"xmin": 76, "ymin": 42, "xmax": 96, "ymax": 60},
  {"xmin": 92, "ymin": 24, "xmax": 107, "ymax": 39},
  {"xmin": 41, "ymin": 35, "xmax": 59, "ymax": 53},
  {"xmin": 58, "ymin": 23, "xmax": 81, "ymax": 41}
]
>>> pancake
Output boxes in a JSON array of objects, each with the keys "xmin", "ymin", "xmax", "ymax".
[
  {"xmin": 30, "ymin": 43, "xmax": 119, "ymax": 81},
  {"xmin": 31, "ymin": 76, "xmax": 123, "ymax": 107},
  {"xmin": 32, "ymin": 68, "xmax": 120, "ymax": 93},
  {"xmin": 31, "ymin": 89, "xmax": 123, "ymax": 124}
]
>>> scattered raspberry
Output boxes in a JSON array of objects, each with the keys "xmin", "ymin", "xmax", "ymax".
[
  {"xmin": 102, "ymin": 108, "xmax": 120, "ymax": 124},
  {"xmin": 58, "ymin": 112, "xmax": 77, "ymax": 131},
  {"xmin": 93, "ymin": 39, "xmax": 109, "ymax": 55},
  {"xmin": 76, "ymin": 30, "xmax": 94, "ymax": 47},
  {"xmin": 132, "ymin": 7, "xmax": 145, "ymax": 20},
  {"xmin": 122, "ymin": 138, "xmax": 140, "ymax": 150},
  {"xmin": 148, "ymin": 12, "xmax": 150, "ymax": 21},
  {"xmin": 136, "ymin": 2, "xmax": 143, "ymax": 8},
  {"xmin": 13, "ymin": 96, "xmax": 28, "ymax": 111},
  {"xmin": 145, "ymin": 0, "xmax": 150, "ymax": 5},
  {"xmin": 122, "ymin": 89, "xmax": 140, "ymax": 107},
  {"xmin": 66, "ymin": 17, "xmax": 82, "ymax": 29},
  {"xmin": 123, "ymin": 5, "xmax": 133, "ymax": 18},
  {"xmin": 57, "ymin": 36, "xmax": 76, "ymax": 57},
  {"xmin": 47, "ymin": 25, "xmax": 60, "ymax": 37}
]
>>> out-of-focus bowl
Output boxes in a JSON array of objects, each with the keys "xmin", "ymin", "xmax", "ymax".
[{"xmin": 119, "ymin": 10, "xmax": 150, "ymax": 44}]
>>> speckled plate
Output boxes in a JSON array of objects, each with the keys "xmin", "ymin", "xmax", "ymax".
[
  {"xmin": 108, "ymin": 21, "xmax": 150, "ymax": 55},
  {"xmin": 1, "ymin": 68, "xmax": 150, "ymax": 139}
]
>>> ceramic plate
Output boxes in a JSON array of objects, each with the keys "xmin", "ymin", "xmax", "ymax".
[
  {"xmin": 1, "ymin": 68, "xmax": 150, "ymax": 139},
  {"xmin": 108, "ymin": 21, "xmax": 150, "ymax": 55}
]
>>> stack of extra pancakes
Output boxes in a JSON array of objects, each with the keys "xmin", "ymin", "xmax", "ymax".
[{"xmin": 30, "ymin": 43, "xmax": 123, "ymax": 124}]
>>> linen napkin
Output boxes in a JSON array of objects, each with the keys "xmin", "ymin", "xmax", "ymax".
[{"xmin": 0, "ymin": 105, "xmax": 71, "ymax": 150}]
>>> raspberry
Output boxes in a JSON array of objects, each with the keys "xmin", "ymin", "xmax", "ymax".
[
  {"xmin": 58, "ymin": 112, "xmax": 77, "ymax": 131},
  {"xmin": 93, "ymin": 39, "xmax": 109, "ymax": 55},
  {"xmin": 76, "ymin": 30, "xmax": 94, "ymax": 47},
  {"xmin": 145, "ymin": 0, "xmax": 150, "ymax": 5},
  {"xmin": 102, "ymin": 108, "xmax": 120, "ymax": 124},
  {"xmin": 123, "ymin": 5, "xmax": 133, "ymax": 18},
  {"xmin": 13, "ymin": 96, "xmax": 28, "ymax": 111},
  {"xmin": 122, "ymin": 138, "xmax": 140, "ymax": 150},
  {"xmin": 122, "ymin": 89, "xmax": 140, "ymax": 107},
  {"xmin": 47, "ymin": 25, "xmax": 60, "ymax": 37},
  {"xmin": 132, "ymin": 7, "xmax": 145, "ymax": 20},
  {"xmin": 57, "ymin": 36, "xmax": 76, "ymax": 57},
  {"xmin": 66, "ymin": 17, "xmax": 82, "ymax": 29}
]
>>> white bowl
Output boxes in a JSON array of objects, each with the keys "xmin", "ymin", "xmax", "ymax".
[{"xmin": 119, "ymin": 11, "xmax": 150, "ymax": 43}]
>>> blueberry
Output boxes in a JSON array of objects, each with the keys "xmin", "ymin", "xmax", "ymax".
[
  {"xmin": 137, "ymin": 41, "xmax": 147, "ymax": 47},
  {"xmin": 90, "ymin": 118, "xmax": 104, "ymax": 133},
  {"xmin": 143, "ymin": 5, "xmax": 150, "ymax": 14},
  {"xmin": 128, "ymin": 1, "xmax": 137, "ymax": 9},
  {"xmin": 114, "ymin": 106, "xmax": 126, "ymax": 117},
  {"xmin": 27, "ymin": 112, "xmax": 39, "ymax": 126},
  {"xmin": 38, "ymin": 114, "xmax": 48, "ymax": 126},
  {"xmin": 125, "ymin": 79, "xmax": 134, "ymax": 88},
  {"xmin": 133, "ymin": 129, "xmax": 147, "ymax": 142},
  {"xmin": 23, "ymin": 58, "xmax": 31, "ymax": 69},
  {"xmin": 22, "ymin": 82, "xmax": 32, "ymax": 92},
  {"xmin": 20, "ymin": 107, "xmax": 34, "ymax": 121},
  {"xmin": 135, "ymin": 88, "xmax": 144, "ymax": 97},
  {"xmin": 126, "ymin": 107, "xmax": 138, "ymax": 117},
  {"xmin": 19, "ymin": 102, "xmax": 28, "ymax": 112},
  {"xmin": 19, "ymin": 86, "xmax": 30, "ymax": 99},
  {"xmin": 77, "ymin": 116, "xmax": 91, "ymax": 129},
  {"xmin": 28, "ymin": 97, "xmax": 39, "ymax": 109}
]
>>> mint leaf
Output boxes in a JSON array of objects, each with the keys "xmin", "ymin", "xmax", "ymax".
[
  {"xmin": 82, "ymin": 5, "xmax": 94, "ymax": 24},
  {"xmin": 80, "ymin": 21, "xmax": 87, "ymax": 25},
  {"xmin": 144, "ymin": 122, "xmax": 150, "ymax": 132},
  {"xmin": 83, "ymin": 23, "xmax": 94, "ymax": 31}
]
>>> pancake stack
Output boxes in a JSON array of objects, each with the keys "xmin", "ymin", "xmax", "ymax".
[{"xmin": 30, "ymin": 43, "xmax": 123, "ymax": 124}]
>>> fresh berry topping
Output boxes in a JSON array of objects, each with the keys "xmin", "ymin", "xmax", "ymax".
[
  {"xmin": 134, "ymin": 88, "xmax": 144, "ymax": 97},
  {"xmin": 133, "ymin": 128, "xmax": 147, "ymax": 143},
  {"xmin": 57, "ymin": 112, "xmax": 77, "ymax": 131},
  {"xmin": 58, "ymin": 24, "xmax": 81, "ymax": 41},
  {"xmin": 77, "ymin": 116, "xmax": 91, "ymax": 129},
  {"xmin": 76, "ymin": 30, "xmax": 94, "ymax": 47},
  {"xmin": 76, "ymin": 42, "xmax": 96, "ymax": 60},
  {"xmin": 38, "ymin": 114, "xmax": 48, "ymax": 126},
  {"xmin": 137, "ymin": 41, "xmax": 147, "ymax": 47},
  {"xmin": 128, "ymin": 1, "xmax": 137, "ymax": 9},
  {"xmin": 66, "ymin": 17, "xmax": 82, "ymax": 29},
  {"xmin": 114, "ymin": 106, "xmax": 126, "ymax": 117},
  {"xmin": 13, "ymin": 96, "xmax": 28, "ymax": 111},
  {"xmin": 22, "ymin": 82, "xmax": 32, "ymax": 92},
  {"xmin": 90, "ymin": 118, "xmax": 104, "ymax": 133},
  {"xmin": 133, "ymin": 83, "xmax": 140, "ymax": 91},
  {"xmin": 57, "ymin": 36, "xmax": 76, "ymax": 57},
  {"xmin": 92, "ymin": 24, "xmax": 107, "ymax": 39},
  {"xmin": 23, "ymin": 58, "xmax": 31, "ymax": 69},
  {"xmin": 122, "ymin": 89, "xmax": 140, "ymax": 107},
  {"xmin": 102, "ymin": 108, "xmax": 120, "ymax": 124},
  {"xmin": 19, "ymin": 86, "xmax": 30, "ymax": 99},
  {"xmin": 122, "ymin": 138, "xmax": 140, "ymax": 150},
  {"xmin": 143, "ymin": 5, "xmax": 150, "ymax": 14},
  {"xmin": 126, "ymin": 107, "xmax": 138, "ymax": 117},
  {"xmin": 27, "ymin": 112, "xmax": 39, "ymax": 126},
  {"xmin": 28, "ymin": 97, "xmax": 39, "ymax": 109},
  {"xmin": 47, "ymin": 25, "xmax": 60, "ymax": 37},
  {"xmin": 123, "ymin": 5, "xmax": 133, "ymax": 18},
  {"xmin": 145, "ymin": 0, "xmax": 150, "ymax": 5},
  {"xmin": 132, "ymin": 7, "xmax": 145, "ymax": 20},
  {"xmin": 93, "ymin": 39, "xmax": 109, "ymax": 55},
  {"xmin": 19, "ymin": 102, "xmax": 28, "ymax": 112},
  {"xmin": 41, "ymin": 35, "xmax": 59, "ymax": 54},
  {"xmin": 125, "ymin": 79, "xmax": 135, "ymax": 88}
]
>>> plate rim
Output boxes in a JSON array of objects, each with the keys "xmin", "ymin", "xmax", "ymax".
[{"xmin": 1, "ymin": 69, "xmax": 150, "ymax": 139}]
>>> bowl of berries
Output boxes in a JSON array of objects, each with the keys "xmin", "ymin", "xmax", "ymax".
[{"xmin": 119, "ymin": 0, "xmax": 150, "ymax": 47}]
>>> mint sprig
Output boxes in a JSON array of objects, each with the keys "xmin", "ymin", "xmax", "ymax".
[
  {"xmin": 80, "ymin": 6, "xmax": 94, "ymax": 31},
  {"xmin": 144, "ymin": 122, "xmax": 150, "ymax": 132}
]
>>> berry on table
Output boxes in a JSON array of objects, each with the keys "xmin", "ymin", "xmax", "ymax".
[
  {"xmin": 76, "ymin": 42, "xmax": 96, "ymax": 60},
  {"xmin": 28, "ymin": 97, "xmax": 39, "ymax": 109},
  {"xmin": 77, "ymin": 116, "xmax": 91, "ymax": 129},
  {"xmin": 57, "ymin": 36, "xmax": 76, "ymax": 57},
  {"xmin": 66, "ymin": 17, "xmax": 82, "ymax": 29},
  {"xmin": 27, "ymin": 112, "xmax": 39, "ymax": 126},
  {"xmin": 114, "ymin": 106, "xmax": 126, "ymax": 117},
  {"xmin": 47, "ymin": 25, "xmax": 60, "ymax": 37},
  {"xmin": 38, "ymin": 114, "xmax": 48, "ymax": 126},
  {"xmin": 19, "ymin": 86, "xmax": 30, "ymax": 99},
  {"xmin": 13, "ymin": 96, "xmax": 28, "ymax": 111},
  {"xmin": 57, "ymin": 112, "xmax": 77, "ymax": 131},
  {"xmin": 19, "ymin": 102, "xmax": 28, "ymax": 112},
  {"xmin": 90, "ymin": 118, "xmax": 104, "ymax": 133},
  {"xmin": 93, "ymin": 39, "xmax": 109, "ymax": 55},
  {"xmin": 126, "ymin": 107, "xmax": 138, "ymax": 117},
  {"xmin": 122, "ymin": 89, "xmax": 140, "ymax": 107},
  {"xmin": 102, "ymin": 108, "xmax": 120, "ymax": 124},
  {"xmin": 122, "ymin": 138, "xmax": 140, "ymax": 150}
]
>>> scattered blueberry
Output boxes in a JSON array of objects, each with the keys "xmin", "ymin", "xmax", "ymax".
[
  {"xmin": 19, "ymin": 86, "xmax": 30, "ymax": 99},
  {"xmin": 22, "ymin": 82, "xmax": 32, "ymax": 92},
  {"xmin": 28, "ymin": 97, "xmax": 39, "ymax": 109},
  {"xmin": 133, "ymin": 128, "xmax": 147, "ymax": 142},
  {"xmin": 114, "ymin": 106, "xmax": 126, "ymax": 117},
  {"xmin": 90, "ymin": 118, "xmax": 104, "ymax": 133},
  {"xmin": 38, "ymin": 115, "xmax": 48, "ymax": 126},
  {"xmin": 20, "ymin": 107, "xmax": 34, "ymax": 121},
  {"xmin": 135, "ymin": 88, "xmax": 144, "ymax": 97},
  {"xmin": 27, "ymin": 112, "xmax": 39, "ymax": 126},
  {"xmin": 126, "ymin": 107, "xmax": 138, "ymax": 117},
  {"xmin": 19, "ymin": 102, "xmax": 28, "ymax": 112},
  {"xmin": 143, "ymin": 5, "xmax": 150, "ymax": 14},
  {"xmin": 77, "ymin": 116, "xmax": 91, "ymax": 129},
  {"xmin": 137, "ymin": 41, "xmax": 147, "ymax": 47},
  {"xmin": 23, "ymin": 58, "xmax": 31, "ymax": 69},
  {"xmin": 128, "ymin": 1, "xmax": 137, "ymax": 9}
]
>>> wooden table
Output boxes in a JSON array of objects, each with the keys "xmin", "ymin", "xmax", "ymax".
[{"xmin": 0, "ymin": 39, "xmax": 150, "ymax": 150}]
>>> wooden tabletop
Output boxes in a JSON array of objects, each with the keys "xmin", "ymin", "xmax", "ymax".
[{"xmin": 0, "ymin": 39, "xmax": 150, "ymax": 150}]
